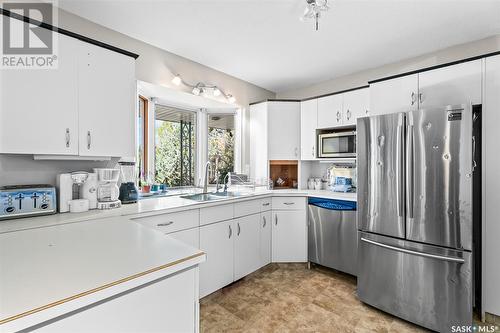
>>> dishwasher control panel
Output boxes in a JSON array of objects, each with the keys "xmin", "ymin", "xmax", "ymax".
[{"xmin": 0, "ymin": 185, "xmax": 57, "ymax": 220}]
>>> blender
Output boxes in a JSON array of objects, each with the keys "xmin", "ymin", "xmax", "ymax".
[{"xmin": 118, "ymin": 162, "xmax": 139, "ymax": 204}]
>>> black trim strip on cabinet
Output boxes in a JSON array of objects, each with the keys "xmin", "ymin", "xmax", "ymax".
[
  {"xmin": 368, "ymin": 50, "xmax": 500, "ymax": 84},
  {"xmin": 249, "ymin": 99, "xmax": 301, "ymax": 106},
  {"xmin": 0, "ymin": 8, "xmax": 140, "ymax": 59}
]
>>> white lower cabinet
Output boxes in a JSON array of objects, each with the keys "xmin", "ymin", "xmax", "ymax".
[
  {"xmin": 260, "ymin": 211, "xmax": 272, "ymax": 267},
  {"xmin": 34, "ymin": 267, "xmax": 198, "ymax": 333},
  {"xmin": 199, "ymin": 220, "xmax": 234, "ymax": 298},
  {"xmin": 234, "ymin": 214, "xmax": 261, "ymax": 280},
  {"xmin": 272, "ymin": 209, "xmax": 307, "ymax": 262}
]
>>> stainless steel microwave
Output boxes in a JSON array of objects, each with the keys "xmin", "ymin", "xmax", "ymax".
[{"xmin": 318, "ymin": 131, "xmax": 356, "ymax": 158}]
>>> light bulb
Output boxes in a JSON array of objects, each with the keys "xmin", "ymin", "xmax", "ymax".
[
  {"xmin": 228, "ymin": 95, "xmax": 236, "ymax": 104},
  {"xmin": 213, "ymin": 87, "xmax": 221, "ymax": 97},
  {"xmin": 192, "ymin": 86, "xmax": 201, "ymax": 96},
  {"xmin": 171, "ymin": 74, "xmax": 182, "ymax": 86}
]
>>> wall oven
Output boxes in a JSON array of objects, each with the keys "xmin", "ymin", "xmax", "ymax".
[{"xmin": 318, "ymin": 131, "xmax": 356, "ymax": 158}]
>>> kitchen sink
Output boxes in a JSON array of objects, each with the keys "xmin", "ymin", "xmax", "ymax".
[{"xmin": 180, "ymin": 191, "xmax": 246, "ymax": 202}]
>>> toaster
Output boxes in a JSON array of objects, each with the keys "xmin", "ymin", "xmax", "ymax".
[{"xmin": 0, "ymin": 185, "xmax": 57, "ymax": 220}]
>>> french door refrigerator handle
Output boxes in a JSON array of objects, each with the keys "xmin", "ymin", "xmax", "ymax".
[
  {"xmin": 406, "ymin": 123, "xmax": 414, "ymax": 219},
  {"xmin": 360, "ymin": 237, "xmax": 465, "ymax": 263},
  {"xmin": 396, "ymin": 120, "xmax": 404, "ymax": 218}
]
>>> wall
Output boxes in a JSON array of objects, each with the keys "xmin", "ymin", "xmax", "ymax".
[
  {"xmin": 0, "ymin": 8, "xmax": 274, "ymax": 186},
  {"xmin": 277, "ymin": 35, "xmax": 500, "ymax": 99}
]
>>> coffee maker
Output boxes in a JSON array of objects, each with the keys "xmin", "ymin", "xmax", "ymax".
[
  {"xmin": 57, "ymin": 171, "xmax": 97, "ymax": 213},
  {"xmin": 94, "ymin": 168, "xmax": 121, "ymax": 210},
  {"xmin": 118, "ymin": 162, "xmax": 138, "ymax": 204}
]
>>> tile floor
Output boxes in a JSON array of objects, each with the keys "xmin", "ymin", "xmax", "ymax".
[{"xmin": 200, "ymin": 263, "xmax": 428, "ymax": 333}]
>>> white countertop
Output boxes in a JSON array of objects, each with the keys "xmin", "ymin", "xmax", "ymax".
[
  {"xmin": 0, "ymin": 216, "xmax": 205, "ymax": 331},
  {"xmin": 0, "ymin": 189, "xmax": 356, "ymax": 234}
]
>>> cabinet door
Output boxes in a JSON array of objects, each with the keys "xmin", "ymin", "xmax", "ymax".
[
  {"xmin": 317, "ymin": 94, "xmax": 343, "ymax": 128},
  {"xmin": 168, "ymin": 228, "xmax": 200, "ymax": 249},
  {"xmin": 272, "ymin": 210, "xmax": 307, "ymax": 262},
  {"xmin": 267, "ymin": 102, "xmax": 301, "ymax": 160},
  {"xmin": 260, "ymin": 211, "xmax": 272, "ymax": 267},
  {"xmin": 249, "ymin": 102, "xmax": 269, "ymax": 184},
  {"xmin": 300, "ymin": 99, "xmax": 318, "ymax": 160},
  {"xmin": 78, "ymin": 43, "xmax": 136, "ymax": 158},
  {"xmin": 234, "ymin": 214, "xmax": 261, "ymax": 280},
  {"xmin": 369, "ymin": 74, "xmax": 418, "ymax": 116},
  {"xmin": 343, "ymin": 88, "xmax": 369, "ymax": 126},
  {"xmin": 0, "ymin": 34, "xmax": 79, "ymax": 155},
  {"xmin": 418, "ymin": 60, "xmax": 482, "ymax": 108},
  {"xmin": 199, "ymin": 220, "xmax": 234, "ymax": 298},
  {"xmin": 484, "ymin": 55, "xmax": 500, "ymax": 315}
]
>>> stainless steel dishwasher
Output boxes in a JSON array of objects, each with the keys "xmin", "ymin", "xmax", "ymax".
[{"xmin": 308, "ymin": 197, "xmax": 357, "ymax": 276}]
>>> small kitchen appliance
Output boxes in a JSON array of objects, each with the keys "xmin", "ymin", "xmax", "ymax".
[
  {"xmin": 118, "ymin": 162, "xmax": 138, "ymax": 204},
  {"xmin": 0, "ymin": 185, "xmax": 56, "ymax": 220},
  {"xmin": 94, "ymin": 168, "xmax": 121, "ymax": 210},
  {"xmin": 57, "ymin": 171, "xmax": 97, "ymax": 213}
]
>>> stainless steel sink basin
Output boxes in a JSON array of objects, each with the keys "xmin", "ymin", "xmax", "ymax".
[{"xmin": 180, "ymin": 191, "xmax": 246, "ymax": 202}]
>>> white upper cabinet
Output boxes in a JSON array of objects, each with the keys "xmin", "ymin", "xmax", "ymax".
[
  {"xmin": 78, "ymin": 43, "xmax": 136, "ymax": 158},
  {"xmin": 0, "ymin": 34, "xmax": 80, "ymax": 155},
  {"xmin": 0, "ymin": 29, "xmax": 136, "ymax": 158},
  {"xmin": 370, "ymin": 74, "xmax": 418, "ymax": 116},
  {"xmin": 300, "ymin": 99, "xmax": 318, "ymax": 160},
  {"xmin": 342, "ymin": 88, "xmax": 369, "ymax": 126},
  {"xmin": 267, "ymin": 102, "xmax": 301, "ymax": 160},
  {"xmin": 418, "ymin": 60, "xmax": 482, "ymax": 108},
  {"xmin": 249, "ymin": 102, "xmax": 269, "ymax": 184},
  {"xmin": 317, "ymin": 93, "xmax": 343, "ymax": 128}
]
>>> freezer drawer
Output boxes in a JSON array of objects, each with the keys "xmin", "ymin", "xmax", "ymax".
[
  {"xmin": 308, "ymin": 200, "xmax": 357, "ymax": 275},
  {"xmin": 357, "ymin": 232, "xmax": 472, "ymax": 332}
]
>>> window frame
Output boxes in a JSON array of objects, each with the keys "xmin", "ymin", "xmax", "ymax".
[{"xmin": 138, "ymin": 95, "xmax": 149, "ymax": 180}]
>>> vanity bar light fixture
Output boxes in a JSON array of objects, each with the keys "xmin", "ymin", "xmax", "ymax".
[{"xmin": 171, "ymin": 74, "xmax": 236, "ymax": 104}]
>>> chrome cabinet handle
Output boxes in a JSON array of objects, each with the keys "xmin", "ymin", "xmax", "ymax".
[
  {"xmin": 472, "ymin": 136, "xmax": 477, "ymax": 172},
  {"xmin": 360, "ymin": 238, "xmax": 465, "ymax": 263},
  {"xmin": 283, "ymin": 202, "xmax": 295, "ymax": 205},
  {"xmin": 87, "ymin": 131, "xmax": 91, "ymax": 149},
  {"xmin": 237, "ymin": 222, "xmax": 241, "ymax": 236},
  {"xmin": 336, "ymin": 111, "xmax": 341, "ymax": 121},
  {"xmin": 294, "ymin": 147, "xmax": 298, "ymax": 157},
  {"xmin": 65, "ymin": 128, "xmax": 70, "ymax": 148},
  {"xmin": 275, "ymin": 214, "xmax": 278, "ymax": 225},
  {"xmin": 410, "ymin": 92, "xmax": 416, "ymax": 106},
  {"xmin": 418, "ymin": 93, "xmax": 423, "ymax": 104},
  {"xmin": 157, "ymin": 221, "xmax": 174, "ymax": 227},
  {"xmin": 263, "ymin": 216, "xmax": 266, "ymax": 227},
  {"xmin": 346, "ymin": 109, "xmax": 351, "ymax": 120},
  {"xmin": 312, "ymin": 146, "xmax": 315, "ymax": 157},
  {"xmin": 228, "ymin": 225, "xmax": 232, "ymax": 238},
  {"xmin": 365, "ymin": 109, "xmax": 369, "ymax": 115},
  {"xmin": 262, "ymin": 202, "xmax": 270, "ymax": 206}
]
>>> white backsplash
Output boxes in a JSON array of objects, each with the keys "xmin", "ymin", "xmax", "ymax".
[{"xmin": 0, "ymin": 155, "xmax": 119, "ymax": 186}]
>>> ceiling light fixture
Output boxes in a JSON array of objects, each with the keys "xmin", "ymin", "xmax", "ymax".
[
  {"xmin": 300, "ymin": 0, "xmax": 330, "ymax": 31},
  {"xmin": 171, "ymin": 74, "xmax": 236, "ymax": 103},
  {"xmin": 171, "ymin": 74, "xmax": 182, "ymax": 86}
]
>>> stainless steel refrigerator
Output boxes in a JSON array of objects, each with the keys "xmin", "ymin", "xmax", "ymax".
[{"xmin": 357, "ymin": 105, "xmax": 475, "ymax": 332}]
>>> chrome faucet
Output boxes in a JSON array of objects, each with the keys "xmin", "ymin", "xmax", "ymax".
[{"xmin": 203, "ymin": 161, "xmax": 211, "ymax": 193}]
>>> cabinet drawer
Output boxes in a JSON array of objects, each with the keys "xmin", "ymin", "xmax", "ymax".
[
  {"xmin": 200, "ymin": 204, "xmax": 234, "ymax": 226},
  {"xmin": 133, "ymin": 209, "xmax": 199, "ymax": 234},
  {"xmin": 260, "ymin": 198, "xmax": 272, "ymax": 211},
  {"xmin": 271, "ymin": 197, "xmax": 306, "ymax": 210},
  {"xmin": 234, "ymin": 199, "xmax": 261, "ymax": 218}
]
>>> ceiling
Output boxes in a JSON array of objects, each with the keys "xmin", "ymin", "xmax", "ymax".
[{"xmin": 58, "ymin": 0, "xmax": 500, "ymax": 93}]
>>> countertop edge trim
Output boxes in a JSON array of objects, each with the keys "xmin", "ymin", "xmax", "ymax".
[{"xmin": 0, "ymin": 251, "xmax": 205, "ymax": 325}]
